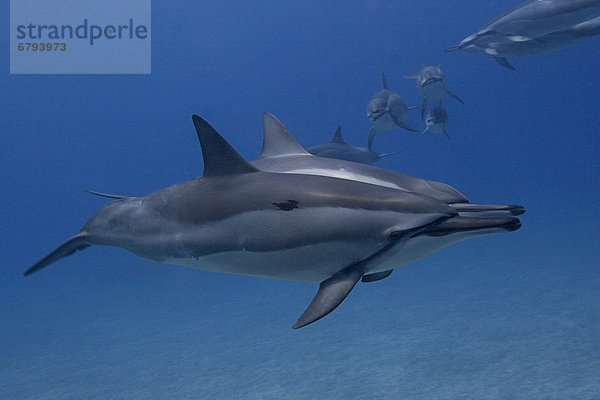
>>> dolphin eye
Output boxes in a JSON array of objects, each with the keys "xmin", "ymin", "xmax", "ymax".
[{"xmin": 388, "ymin": 230, "xmax": 406, "ymax": 241}]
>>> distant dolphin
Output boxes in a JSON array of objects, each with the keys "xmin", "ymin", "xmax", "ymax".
[
  {"xmin": 423, "ymin": 107, "xmax": 450, "ymax": 138},
  {"xmin": 367, "ymin": 72, "xmax": 417, "ymax": 146},
  {"xmin": 446, "ymin": 0, "xmax": 600, "ymax": 69},
  {"xmin": 253, "ymin": 113, "xmax": 525, "ymax": 218},
  {"xmin": 307, "ymin": 126, "xmax": 399, "ymax": 165},
  {"xmin": 404, "ymin": 59, "xmax": 463, "ymax": 116},
  {"xmin": 25, "ymin": 115, "xmax": 523, "ymax": 329}
]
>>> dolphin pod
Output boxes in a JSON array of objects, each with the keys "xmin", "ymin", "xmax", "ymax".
[{"xmin": 25, "ymin": 115, "xmax": 524, "ymax": 328}]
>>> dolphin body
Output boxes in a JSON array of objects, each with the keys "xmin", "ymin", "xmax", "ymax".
[
  {"xmin": 25, "ymin": 115, "xmax": 523, "ymax": 328},
  {"xmin": 446, "ymin": 0, "xmax": 600, "ymax": 69},
  {"xmin": 404, "ymin": 61, "xmax": 463, "ymax": 117},
  {"xmin": 307, "ymin": 126, "xmax": 399, "ymax": 165},
  {"xmin": 423, "ymin": 107, "xmax": 450, "ymax": 138},
  {"xmin": 253, "ymin": 113, "xmax": 525, "ymax": 219},
  {"xmin": 367, "ymin": 72, "xmax": 417, "ymax": 148}
]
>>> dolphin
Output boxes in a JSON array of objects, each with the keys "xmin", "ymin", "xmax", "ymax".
[
  {"xmin": 446, "ymin": 0, "xmax": 600, "ymax": 69},
  {"xmin": 367, "ymin": 72, "xmax": 417, "ymax": 146},
  {"xmin": 404, "ymin": 59, "xmax": 463, "ymax": 116},
  {"xmin": 25, "ymin": 115, "xmax": 523, "ymax": 329},
  {"xmin": 307, "ymin": 126, "xmax": 399, "ymax": 165},
  {"xmin": 423, "ymin": 107, "xmax": 450, "ymax": 138},
  {"xmin": 252, "ymin": 113, "xmax": 525, "ymax": 218}
]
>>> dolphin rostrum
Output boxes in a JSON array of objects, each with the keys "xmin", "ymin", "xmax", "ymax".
[
  {"xmin": 404, "ymin": 59, "xmax": 463, "ymax": 117},
  {"xmin": 423, "ymin": 106, "xmax": 450, "ymax": 138},
  {"xmin": 307, "ymin": 126, "xmax": 399, "ymax": 165},
  {"xmin": 253, "ymin": 113, "xmax": 525, "ymax": 218},
  {"xmin": 25, "ymin": 115, "xmax": 523, "ymax": 329},
  {"xmin": 445, "ymin": 0, "xmax": 600, "ymax": 69}
]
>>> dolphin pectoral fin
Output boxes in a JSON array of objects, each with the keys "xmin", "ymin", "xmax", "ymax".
[
  {"xmin": 443, "ymin": 129, "xmax": 451, "ymax": 139},
  {"xmin": 361, "ymin": 269, "xmax": 393, "ymax": 283},
  {"xmin": 494, "ymin": 56, "xmax": 516, "ymax": 70},
  {"xmin": 397, "ymin": 121, "xmax": 418, "ymax": 132},
  {"xmin": 390, "ymin": 115, "xmax": 417, "ymax": 132},
  {"xmin": 293, "ymin": 265, "xmax": 363, "ymax": 329},
  {"xmin": 23, "ymin": 233, "xmax": 90, "ymax": 276},
  {"xmin": 445, "ymin": 45, "xmax": 461, "ymax": 52},
  {"xmin": 86, "ymin": 189, "xmax": 132, "ymax": 200},
  {"xmin": 446, "ymin": 90, "xmax": 464, "ymax": 104},
  {"xmin": 403, "ymin": 73, "xmax": 418, "ymax": 79},
  {"xmin": 367, "ymin": 127, "xmax": 377, "ymax": 149}
]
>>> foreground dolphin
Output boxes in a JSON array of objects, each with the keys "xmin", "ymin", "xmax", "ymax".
[
  {"xmin": 446, "ymin": 0, "xmax": 600, "ymax": 69},
  {"xmin": 253, "ymin": 113, "xmax": 525, "ymax": 218},
  {"xmin": 307, "ymin": 126, "xmax": 399, "ymax": 165},
  {"xmin": 423, "ymin": 107, "xmax": 450, "ymax": 138},
  {"xmin": 404, "ymin": 60, "xmax": 463, "ymax": 116},
  {"xmin": 25, "ymin": 115, "xmax": 523, "ymax": 329}
]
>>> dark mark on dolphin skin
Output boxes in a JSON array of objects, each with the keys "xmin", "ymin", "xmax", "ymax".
[{"xmin": 273, "ymin": 200, "xmax": 300, "ymax": 211}]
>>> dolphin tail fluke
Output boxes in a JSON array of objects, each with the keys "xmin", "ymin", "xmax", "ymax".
[
  {"xmin": 494, "ymin": 56, "xmax": 516, "ymax": 70},
  {"xmin": 24, "ymin": 233, "xmax": 90, "ymax": 276},
  {"xmin": 422, "ymin": 126, "xmax": 429, "ymax": 135},
  {"xmin": 293, "ymin": 265, "xmax": 363, "ymax": 329},
  {"xmin": 446, "ymin": 90, "xmax": 464, "ymax": 104}
]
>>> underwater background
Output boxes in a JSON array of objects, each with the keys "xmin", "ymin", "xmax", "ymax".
[{"xmin": 2, "ymin": 1, "xmax": 599, "ymax": 398}]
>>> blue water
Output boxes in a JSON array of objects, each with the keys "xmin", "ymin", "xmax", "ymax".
[{"xmin": 2, "ymin": 1, "xmax": 599, "ymax": 398}]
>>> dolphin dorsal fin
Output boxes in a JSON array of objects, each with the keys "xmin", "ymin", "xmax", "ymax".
[
  {"xmin": 381, "ymin": 71, "xmax": 389, "ymax": 89},
  {"xmin": 192, "ymin": 115, "xmax": 259, "ymax": 177},
  {"xmin": 259, "ymin": 113, "xmax": 311, "ymax": 158},
  {"xmin": 330, "ymin": 126, "xmax": 345, "ymax": 144}
]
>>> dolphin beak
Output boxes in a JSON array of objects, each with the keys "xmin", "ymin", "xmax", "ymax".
[{"xmin": 420, "ymin": 216, "xmax": 522, "ymax": 237}]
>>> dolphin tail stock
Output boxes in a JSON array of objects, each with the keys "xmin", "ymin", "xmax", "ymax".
[
  {"xmin": 24, "ymin": 233, "xmax": 90, "ymax": 276},
  {"xmin": 446, "ymin": 89, "xmax": 464, "ymax": 104},
  {"xmin": 494, "ymin": 56, "xmax": 516, "ymax": 70}
]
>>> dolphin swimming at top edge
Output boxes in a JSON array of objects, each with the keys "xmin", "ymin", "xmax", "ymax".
[
  {"xmin": 446, "ymin": 0, "xmax": 600, "ymax": 69},
  {"xmin": 252, "ymin": 113, "xmax": 525, "ymax": 219},
  {"xmin": 25, "ymin": 115, "xmax": 523, "ymax": 329}
]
